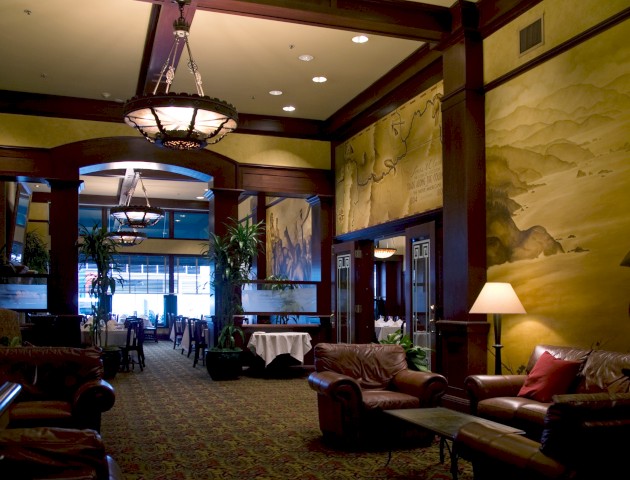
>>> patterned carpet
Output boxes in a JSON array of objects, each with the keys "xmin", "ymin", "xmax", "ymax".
[{"xmin": 101, "ymin": 341, "xmax": 474, "ymax": 480}]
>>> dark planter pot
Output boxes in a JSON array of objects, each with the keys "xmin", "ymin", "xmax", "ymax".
[
  {"xmin": 102, "ymin": 348, "xmax": 121, "ymax": 380},
  {"xmin": 206, "ymin": 349, "xmax": 242, "ymax": 380}
]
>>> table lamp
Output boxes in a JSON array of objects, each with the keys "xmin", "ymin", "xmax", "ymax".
[{"xmin": 470, "ymin": 282, "xmax": 526, "ymax": 374}]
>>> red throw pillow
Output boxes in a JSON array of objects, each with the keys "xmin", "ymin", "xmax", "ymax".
[{"xmin": 517, "ymin": 351, "xmax": 581, "ymax": 403}]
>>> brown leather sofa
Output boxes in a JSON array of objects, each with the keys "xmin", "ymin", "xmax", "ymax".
[
  {"xmin": 454, "ymin": 392, "xmax": 630, "ymax": 479},
  {"xmin": 0, "ymin": 346, "xmax": 116, "ymax": 432},
  {"xmin": 464, "ymin": 344, "xmax": 630, "ymax": 439},
  {"xmin": 308, "ymin": 343, "xmax": 448, "ymax": 446}
]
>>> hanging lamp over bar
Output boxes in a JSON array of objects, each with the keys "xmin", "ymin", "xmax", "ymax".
[{"xmin": 123, "ymin": 0, "xmax": 238, "ymax": 150}]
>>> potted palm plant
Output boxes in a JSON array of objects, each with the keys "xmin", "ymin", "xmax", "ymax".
[
  {"xmin": 202, "ymin": 218, "xmax": 264, "ymax": 380},
  {"xmin": 77, "ymin": 224, "xmax": 123, "ymax": 378}
]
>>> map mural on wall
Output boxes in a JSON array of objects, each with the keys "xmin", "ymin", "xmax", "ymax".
[
  {"xmin": 266, "ymin": 198, "xmax": 312, "ymax": 281},
  {"xmin": 335, "ymin": 82, "xmax": 443, "ymax": 235},
  {"xmin": 486, "ymin": 19, "xmax": 630, "ymax": 363}
]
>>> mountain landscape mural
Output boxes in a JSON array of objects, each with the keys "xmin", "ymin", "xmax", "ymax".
[{"xmin": 484, "ymin": 19, "xmax": 630, "ymax": 364}]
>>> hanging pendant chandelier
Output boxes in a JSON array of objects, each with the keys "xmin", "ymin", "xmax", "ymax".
[
  {"xmin": 107, "ymin": 229, "xmax": 147, "ymax": 247},
  {"xmin": 111, "ymin": 172, "xmax": 164, "ymax": 229},
  {"xmin": 123, "ymin": 0, "xmax": 238, "ymax": 150},
  {"xmin": 374, "ymin": 247, "xmax": 397, "ymax": 259}
]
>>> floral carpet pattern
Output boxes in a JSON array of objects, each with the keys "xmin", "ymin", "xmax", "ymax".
[{"xmin": 101, "ymin": 341, "xmax": 473, "ymax": 480}]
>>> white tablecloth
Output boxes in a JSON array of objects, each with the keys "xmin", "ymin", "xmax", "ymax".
[
  {"xmin": 247, "ymin": 332, "xmax": 312, "ymax": 367},
  {"xmin": 81, "ymin": 328, "xmax": 131, "ymax": 347}
]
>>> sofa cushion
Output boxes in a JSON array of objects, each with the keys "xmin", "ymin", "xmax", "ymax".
[
  {"xmin": 518, "ymin": 351, "xmax": 582, "ymax": 403},
  {"xmin": 9, "ymin": 400, "xmax": 73, "ymax": 428}
]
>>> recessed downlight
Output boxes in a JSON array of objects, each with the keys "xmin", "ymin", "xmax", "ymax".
[
  {"xmin": 312, "ymin": 76, "xmax": 327, "ymax": 83},
  {"xmin": 283, "ymin": 105, "xmax": 296, "ymax": 112},
  {"xmin": 298, "ymin": 54, "xmax": 314, "ymax": 62},
  {"xmin": 352, "ymin": 35, "xmax": 369, "ymax": 44},
  {"xmin": 269, "ymin": 90, "xmax": 283, "ymax": 96}
]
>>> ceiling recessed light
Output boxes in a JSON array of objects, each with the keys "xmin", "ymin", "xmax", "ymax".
[
  {"xmin": 298, "ymin": 54, "xmax": 314, "ymax": 62},
  {"xmin": 195, "ymin": 196, "xmax": 205, "ymax": 200},
  {"xmin": 283, "ymin": 106, "xmax": 296, "ymax": 112},
  {"xmin": 352, "ymin": 35, "xmax": 369, "ymax": 44},
  {"xmin": 269, "ymin": 90, "xmax": 283, "ymax": 96},
  {"xmin": 312, "ymin": 76, "xmax": 327, "ymax": 83}
]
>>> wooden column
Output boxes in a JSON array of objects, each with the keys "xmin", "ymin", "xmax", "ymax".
[
  {"xmin": 307, "ymin": 195, "xmax": 334, "ymax": 316},
  {"xmin": 255, "ymin": 192, "xmax": 267, "ymax": 280},
  {"xmin": 208, "ymin": 188, "xmax": 241, "ymax": 237},
  {"xmin": 438, "ymin": 2, "xmax": 489, "ymax": 408},
  {"xmin": 48, "ymin": 179, "xmax": 82, "ymax": 315}
]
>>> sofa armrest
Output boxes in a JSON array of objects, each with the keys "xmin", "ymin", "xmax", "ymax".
[
  {"xmin": 392, "ymin": 370, "xmax": 448, "ymax": 406},
  {"xmin": 454, "ymin": 422, "xmax": 568, "ymax": 480},
  {"xmin": 308, "ymin": 371, "xmax": 362, "ymax": 402},
  {"xmin": 464, "ymin": 375, "xmax": 526, "ymax": 413},
  {"xmin": 72, "ymin": 379, "xmax": 116, "ymax": 415},
  {"xmin": 0, "ymin": 427, "xmax": 111, "ymax": 480}
]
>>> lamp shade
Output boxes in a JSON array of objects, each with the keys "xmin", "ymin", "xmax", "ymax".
[
  {"xmin": 469, "ymin": 282, "xmax": 526, "ymax": 314},
  {"xmin": 374, "ymin": 247, "xmax": 396, "ymax": 259}
]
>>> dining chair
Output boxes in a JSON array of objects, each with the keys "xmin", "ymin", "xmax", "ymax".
[
  {"xmin": 185, "ymin": 317, "xmax": 196, "ymax": 358},
  {"xmin": 192, "ymin": 319, "xmax": 208, "ymax": 368},
  {"xmin": 120, "ymin": 320, "xmax": 144, "ymax": 372},
  {"xmin": 172, "ymin": 316, "xmax": 184, "ymax": 350},
  {"xmin": 143, "ymin": 315, "xmax": 158, "ymax": 343}
]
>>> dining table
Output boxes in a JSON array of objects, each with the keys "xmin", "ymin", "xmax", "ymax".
[
  {"xmin": 81, "ymin": 326, "xmax": 131, "ymax": 347},
  {"xmin": 246, "ymin": 331, "xmax": 312, "ymax": 367}
]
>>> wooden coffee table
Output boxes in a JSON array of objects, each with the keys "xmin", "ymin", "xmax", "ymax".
[{"xmin": 385, "ymin": 407, "xmax": 525, "ymax": 480}]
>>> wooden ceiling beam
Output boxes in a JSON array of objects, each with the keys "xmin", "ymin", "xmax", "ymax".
[{"xmin": 196, "ymin": 0, "xmax": 451, "ymax": 42}]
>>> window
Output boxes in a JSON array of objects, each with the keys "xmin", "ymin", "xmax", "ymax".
[
  {"xmin": 173, "ymin": 212, "xmax": 208, "ymax": 239},
  {"xmin": 79, "ymin": 207, "xmax": 103, "ymax": 229}
]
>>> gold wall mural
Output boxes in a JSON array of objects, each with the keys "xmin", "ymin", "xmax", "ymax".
[
  {"xmin": 266, "ymin": 198, "xmax": 313, "ymax": 281},
  {"xmin": 335, "ymin": 82, "xmax": 443, "ymax": 235},
  {"xmin": 485, "ymin": 19, "xmax": 630, "ymax": 370}
]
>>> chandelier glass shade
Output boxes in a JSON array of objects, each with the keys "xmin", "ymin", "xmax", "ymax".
[
  {"xmin": 122, "ymin": 0, "xmax": 238, "ymax": 150},
  {"xmin": 110, "ymin": 205, "xmax": 164, "ymax": 229},
  {"xmin": 107, "ymin": 229, "xmax": 147, "ymax": 247},
  {"xmin": 111, "ymin": 171, "xmax": 164, "ymax": 229},
  {"xmin": 374, "ymin": 247, "xmax": 397, "ymax": 259}
]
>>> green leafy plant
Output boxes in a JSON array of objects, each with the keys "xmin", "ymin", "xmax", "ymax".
[
  {"xmin": 380, "ymin": 331, "xmax": 431, "ymax": 372},
  {"xmin": 77, "ymin": 224, "xmax": 123, "ymax": 347},
  {"xmin": 202, "ymin": 218, "xmax": 264, "ymax": 350},
  {"xmin": 23, "ymin": 230, "xmax": 50, "ymax": 274}
]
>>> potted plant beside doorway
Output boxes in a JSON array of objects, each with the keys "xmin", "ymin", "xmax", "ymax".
[
  {"xmin": 78, "ymin": 224, "xmax": 124, "ymax": 379},
  {"xmin": 202, "ymin": 218, "xmax": 264, "ymax": 380}
]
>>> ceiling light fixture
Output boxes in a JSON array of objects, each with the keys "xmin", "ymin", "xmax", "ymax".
[
  {"xmin": 352, "ymin": 35, "xmax": 369, "ymax": 44},
  {"xmin": 298, "ymin": 54, "xmax": 314, "ymax": 62},
  {"xmin": 123, "ymin": 0, "xmax": 237, "ymax": 150},
  {"xmin": 374, "ymin": 239, "xmax": 396, "ymax": 259},
  {"xmin": 374, "ymin": 247, "xmax": 396, "ymax": 259},
  {"xmin": 312, "ymin": 76, "xmax": 327, "ymax": 83},
  {"xmin": 283, "ymin": 105, "xmax": 296, "ymax": 112},
  {"xmin": 107, "ymin": 229, "xmax": 147, "ymax": 247},
  {"xmin": 110, "ymin": 172, "xmax": 164, "ymax": 229},
  {"xmin": 269, "ymin": 90, "xmax": 283, "ymax": 96}
]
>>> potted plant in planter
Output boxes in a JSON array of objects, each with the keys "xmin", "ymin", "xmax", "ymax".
[
  {"xmin": 23, "ymin": 230, "xmax": 50, "ymax": 280},
  {"xmin": 77, "ymin": 224, "xmax": 123, "ymax": 379},
  {"xmin": 202, "ymin": 218, "xmax": 264, "ymax": 380}
]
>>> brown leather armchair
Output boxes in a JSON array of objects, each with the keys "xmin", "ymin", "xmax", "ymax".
[
  {"xmin": 454, "ymin": 392, "xmax": 630, "ymax": 480},
  {"xmin": 0, "ymin": 346, "xmax": 116, "ymax": 432},
  {"xmin": 308, "ymin": 343, "xmax": 448, "ymax": 446}
]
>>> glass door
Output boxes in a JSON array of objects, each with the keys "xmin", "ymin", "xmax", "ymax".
[
  {"xmin": 406, "ymin": 223, "xmax": 437, "ymax": 369},
  {"xmin": 332, "ymin": 240, "xmax": 374, "ymax": 344}
]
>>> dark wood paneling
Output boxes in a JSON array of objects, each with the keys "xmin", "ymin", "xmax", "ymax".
[{"xmin": 240, "ymin": 165, "xmax": 333, "ymax": 197}]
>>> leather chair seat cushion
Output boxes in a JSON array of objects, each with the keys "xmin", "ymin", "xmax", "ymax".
[
  {"xmin": 362, "ymin": 389, "xmax": 420, "ymax": 410},
  {"xmin": 478, "ymin": 397, "xmax": 551, "ymax": 425},
  {"xmin": 9, "ymin": 400, "xmax": 73, "ymax": 427}
]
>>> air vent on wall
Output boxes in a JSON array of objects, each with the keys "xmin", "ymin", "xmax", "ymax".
[{"xmin": 519, "ymin": 17, "xmax": 543, "ymax": 54}]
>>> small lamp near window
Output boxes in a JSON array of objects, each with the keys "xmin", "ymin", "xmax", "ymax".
[{"xmin": 470, "ymin": 282, "xmax": 526, "ymax": 374}]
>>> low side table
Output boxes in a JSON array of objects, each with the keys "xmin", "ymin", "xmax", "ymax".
[{"xmin": 385, "ymin": 407, "xmax": 525, "ymax": 480}]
